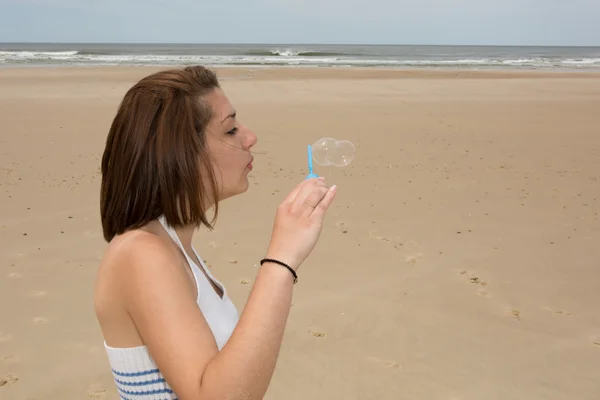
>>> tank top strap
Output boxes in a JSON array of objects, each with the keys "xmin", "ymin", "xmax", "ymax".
[
  {"xmin": 157, "ymin": 215, "xmax": 188, "ymax": 253},
  {"xmin": 158, "ymin": 215, "xmax": 208, "ymax": 277},
  {"xmin": 156, "ymin": 215, "xmax": 224, "ymax": 299}
]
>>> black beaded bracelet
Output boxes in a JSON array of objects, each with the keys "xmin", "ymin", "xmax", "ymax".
[{"xmin": 260, "ymin": 258, "xmax": 298, "ymax": 284}]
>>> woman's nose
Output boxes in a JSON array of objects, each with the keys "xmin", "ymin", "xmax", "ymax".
[{"xmin": 244, "ymin": 127, "xmax": 258, "ymax": 150}]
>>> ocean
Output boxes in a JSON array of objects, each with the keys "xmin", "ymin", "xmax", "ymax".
[{"xmin": 1, "ymin": 43, "xmax": 599, "ymax": 70}]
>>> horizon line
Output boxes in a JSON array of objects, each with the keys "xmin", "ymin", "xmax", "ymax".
[{"xmin": 0, "ymin": 41, "xmax": 599, "ymax": 48}]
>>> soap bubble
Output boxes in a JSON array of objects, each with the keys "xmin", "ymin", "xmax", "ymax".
[
  {"xmin": 311, "ymin": 138, "xmax": 336, "ymax": 167},
  {"xmin": 311, "ymin": 138, "xmax": 356, "ymax": 167},
  {"xmin": 328, "ymin": 140, "xmax": 355, "ymax": 167}
]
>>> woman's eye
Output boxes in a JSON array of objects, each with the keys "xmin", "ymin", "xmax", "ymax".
[{"xmin": 227, "ymin": 127, "xmax": 238, "ymax": 135}]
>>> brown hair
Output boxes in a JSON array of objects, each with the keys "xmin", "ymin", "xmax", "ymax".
[{"xmin": 100, "ymin": 65, "xmax": 221, "ymax": 242}]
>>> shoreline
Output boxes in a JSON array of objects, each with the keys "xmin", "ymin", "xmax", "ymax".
[
  {"xmin": 2, "ymin": 65, "xmax": 600, "ymax": 80},
  {"xmin": 3, "ymin": 43, "xmax": 598, "ymax": 73}
]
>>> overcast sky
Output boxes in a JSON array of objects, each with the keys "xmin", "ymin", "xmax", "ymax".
[{"xmin": 0, "ymin": 0, "xmax": 598, "ymax": 46}]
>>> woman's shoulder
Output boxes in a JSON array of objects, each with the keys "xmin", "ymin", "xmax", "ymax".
[
  {"xmin": 94, "ymin": 229, "xmax": 185, "ymax": 306},
  {"xmin": 101, "ymin": 229, "xmax": 178, "ymax": 272},
  {"xmin": 94, "ymin": 229, "xmax": 198, "ymax": 348}
]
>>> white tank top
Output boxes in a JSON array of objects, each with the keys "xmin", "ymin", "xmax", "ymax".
[{"xmin": 103, "ymin": 216, "xmax": 239, "ymax": 399}]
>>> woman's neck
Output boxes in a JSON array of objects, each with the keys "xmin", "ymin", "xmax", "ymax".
[{"xmin": 173, "ymin": 224, "xmax": 196, "ymax": 249}]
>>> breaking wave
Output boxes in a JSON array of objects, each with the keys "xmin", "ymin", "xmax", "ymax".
[{"xmin": 1, "ymin": 48, "xmax": 599, "ymax": 70}]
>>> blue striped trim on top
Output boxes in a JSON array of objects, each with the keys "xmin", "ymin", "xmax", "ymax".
[
  {"xmin": 115, "ymin": 377, "xmax": 167, "ymax": 387},
  {"xmin": 112, "ymin": 368, "xmax": 160, "ymax": 377},
  {"xmin": 120, "ymin": 395, "xmax": 177, "ymax": 400},
  {"xmin": 117, "ymin": 386, "xmax": 174, "ymax": 396}
]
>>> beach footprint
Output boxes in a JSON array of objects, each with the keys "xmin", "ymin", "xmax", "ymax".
[
  {"xmin": 553, "ymin": 310, "xmax": 572, "ymax": 317},
  {"xmin": 367, "ymin": 356, "xmax": 401, "ymax": 370},
  {"xmin": 504, "ymin": 307, "xmax": 521, "ymax": 321},
  {"xmin": 405, "ymin": 253, "xmax": 423, "ymax": 265},
  {"xmin": 541, "ymin": 307, "xmax": 572, "ymax": 317},
  {"xmin": 27, "ymin": 290, "xmax": 48, "ymax": 298},
  {"xmin": 336, "ymin": 221, "xmax": 348, "ymax": 234},
  {"xmin": 32, "ymin": 317, "xmax": 49, "ymax": 325},
  {"xmin": 308, "ymin": 328, "xmax": 326, "ymax": 338},
  {"xmin": 85, "ymin": 384, "xmax": 107, "ymax": 399},
  {"xmin": 459, "ymin": 270, "xmax": 490, "ymax": 298},
  {"xmin": 0, "ymin": 332, "xmax": 13, "ymax": 343},
  {"xmin": 368, "ymin": 229, "xmax": 404, "ymax": 248},
  {"xmin": 0, "ymin": 355, "xmax": 20, "ymax": 364},
  {"xmin": 0, "ymin": 373, "xmax": 19, "ymax": 387}
]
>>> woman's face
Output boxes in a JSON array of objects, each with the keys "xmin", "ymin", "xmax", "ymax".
[{"xmin": 203, "ymin": 88, "xmax": 257, "ymax": 202}]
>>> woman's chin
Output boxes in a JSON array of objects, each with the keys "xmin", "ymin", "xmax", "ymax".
[
  {"xmin": 220, "ymin": 181, "xmax": 251, "ymax": 201},
  {"xmin": 239, "ymin": 178, "xmax": 251, "ymax": 194}
]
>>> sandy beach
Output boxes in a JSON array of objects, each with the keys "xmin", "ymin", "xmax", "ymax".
[{"xmin": 1, "ymin": 66, "xmax": 599, "ymax": 399}]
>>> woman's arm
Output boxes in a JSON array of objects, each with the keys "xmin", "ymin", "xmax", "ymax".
[
  {"xmin": 200, "ymin": 260, "xmax": 295, "ymax": 399},
  {"xmin": 122, "ymin": 179, "xmax": 336, "ymax": 400},
  {"xmin": 121, "ymin": 236, "xmax": 294, "ymax": 400}
]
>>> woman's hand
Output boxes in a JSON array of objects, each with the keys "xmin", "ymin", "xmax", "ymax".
[{"xmin": 266, "ymin": 177, "xmax": 337, "ymax": 271}]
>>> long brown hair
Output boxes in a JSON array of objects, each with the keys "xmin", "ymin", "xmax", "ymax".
[{"xmin": 100, "ymin": 66, "xmax": 221, "ymax": 242}]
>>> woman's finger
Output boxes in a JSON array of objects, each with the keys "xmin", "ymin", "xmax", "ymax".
[
  {"xmin": 310, "ymin": 185, "xmax": 337, "ymax": 220},
  {"xmin": 282, "ymin": 177, "xmax": 324, "ymax": 205},
  {"xmin": 290, "ymin": 180, "xmax": 328, "ymax": 215},
  {"xmin": 300, "ymin": 186, "xmax": 329, "ymax": 216}
]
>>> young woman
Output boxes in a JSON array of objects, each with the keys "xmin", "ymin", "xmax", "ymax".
[{"xmin": 94, "ymin": 65, "xmax": 337, "ymax": 400}]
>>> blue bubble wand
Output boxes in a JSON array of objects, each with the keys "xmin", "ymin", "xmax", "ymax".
[{"xmin": 306, "ymin": 144, "xmax": 319, "ymax": 179}]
